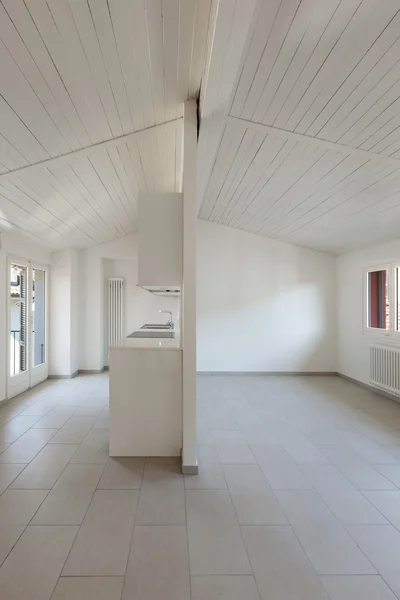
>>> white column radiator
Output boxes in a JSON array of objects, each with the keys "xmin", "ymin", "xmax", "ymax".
[
  {"xmin": 108, "ymin": 278, "xmax": 124, "ymax": 344},
  {"xmin": 370, "ymin": 345, "xmax": 400, "ymax": 396}
]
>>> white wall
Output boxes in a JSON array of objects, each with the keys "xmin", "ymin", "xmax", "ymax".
[
  {"xmin": 70, "ymin": 248, "xmax": 80, "ymax": 375},
  {"xmin": 337, "ymin": 238, "xmax": 400, "ymax": 385},
  {"xmin": 0, "ymin": 237, "xmax": 6, "ymax": 402},
  {"xmin": 77, "ymin": 234, "xmax": 179, "ymax": 370},
  {"xmin": 0, "ymin": 223, "xmax": 338, "ymax": 396},
  {"xmin": 78, "ymin": 253, "xmax": 104, "ymax": 372},
  {"xmin": 102, "ymin": 258, "xmax": 179, "ymax": 366},
  {"xmin": 197, "ymin": 220, "xmax": 337, "ymax": 373},
  {"xmin": 0, "ymin": 233, "xmax": 51, "ymax": 401},
  {"xmin": 49, "ymin": 249, "xmax": 73, "ymax": 377},
  {"xmin": 78, "ymin": 235, "xmax": 136, "ymax": 372}
]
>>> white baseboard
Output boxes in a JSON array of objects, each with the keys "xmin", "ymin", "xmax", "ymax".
[
  {"xmin": 182, "ymin": 463, "xmax": 199, "ymax": 475},
  {"xmin": 49, "ymin": 368, "xmax": 107, "ymax": 378},
  {"xmin": 48, "ymin": 370, "xmax": 79, "ymax": 380},
  {"xmin": 197, "ymin": 371, "xmax": 338, "ymax": 376},
  {"xmin": 337, "ymin": 372, "xmax": 400, "ymax": 404}
]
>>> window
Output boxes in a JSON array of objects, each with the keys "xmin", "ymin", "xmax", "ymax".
[
  {"xmin": 9, "ymin": 263, "xmax": 27, "ymax": 376},
  {"xmin": 365, "ymin": 263, "xmax": 400, "ymax": 339},
  {"xmin": 396, "ymin": 267, "xmax": 400, "ymax": 332},
  {"xmin": 367, "ymin": 269, "xmax": 389, "ymax": 330}
]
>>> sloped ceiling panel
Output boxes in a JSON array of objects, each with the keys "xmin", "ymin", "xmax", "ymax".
[
  {"xmin": 0, "ymin": 0, "xmax": 211, "ymax": 249},
  {"xmin": 198, "ymin": 0, "xmax": 400, "ymax": 254},
  {"xmin": 200, "ymin": 118, "xmax": 400, "ymax": 255},
  {"xmin": 0, "ymin": 119, "xmax": 182, "ymax": 249},
  {"xmin": 197, "ymin": 0, "xmax": 256, "ymax": 206},
  {"xmin": 229, "ymin": 0, "xmax": 400, "ymax": 156},
  {"xmin": 0, "ymin": 0, "xmax": 210, "ymax": 171}
]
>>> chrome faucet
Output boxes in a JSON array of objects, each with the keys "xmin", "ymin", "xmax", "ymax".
[{"xmin": 159, "ymin": 310, "xmax": 173, "ymax": 328}]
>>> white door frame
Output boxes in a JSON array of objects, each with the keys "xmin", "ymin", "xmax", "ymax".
[
  {"xmin": 31, "ymin": 262, "xmax": 49, "ymax": 389},
  {"xmin": 7, "ymin": 256, "xmax": 30, "ymax": 399},
  {"xmin": 6, "ymin": 257, "xmax": 49, "ymax": 399}
]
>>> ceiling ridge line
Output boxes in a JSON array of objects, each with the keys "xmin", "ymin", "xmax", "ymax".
[
  {"xmin": 0, "ymin": 116, "xmax": 183, "ymax": 181},
  {"xmin": 225, "ymin": 114, "xmax": 400, "ymax": 170}
]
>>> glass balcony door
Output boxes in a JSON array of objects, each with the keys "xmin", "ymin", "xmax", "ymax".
[
  {"xmin": 31, "ymin": 265, "xmax": 48, "ymax": 388},
  {"xmin": 7, "ymin": 259, "xmax": 49, "ymax": 399}
]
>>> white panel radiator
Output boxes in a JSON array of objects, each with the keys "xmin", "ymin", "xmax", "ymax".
[
  {"xmin": 108, "ymin": 278, "xmax": 124, "ymax": 345},
  {"xmin": 370, "ymin": 345, "xmax": 400, "ymax": 396}
]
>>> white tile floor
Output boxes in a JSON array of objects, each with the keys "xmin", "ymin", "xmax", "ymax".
[{"xmin": 1, "ymin": 374, "xmax": 400, "ymax": 598}]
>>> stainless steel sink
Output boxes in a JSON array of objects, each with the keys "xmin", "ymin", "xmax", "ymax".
[{"xmin": 140, "ymin": 324, "xmax": 173, "ymax": 330}]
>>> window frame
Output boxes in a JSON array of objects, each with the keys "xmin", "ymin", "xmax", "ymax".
[
  {"xmin": 363, "ymin": 262, "xmax": 399, "ymax": 341},
  {"xmin": 394, "ymin": 264, "xmax": 400, "ymax": 334}
]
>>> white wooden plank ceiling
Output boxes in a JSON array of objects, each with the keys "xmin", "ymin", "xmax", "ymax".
[
  {"xmin": 199, "ymin": 0, "xmax": 400, "ymax": 254},
  {"xmin": 2, "ymin": 0, "xmax": 400, "ymax": 254},
  {"xmin": 197, "ymin": 0, "xmax": 256, "ymax": 206},
  {"xmin": 0, "ymin": 119, "xmax": 182, "ymax": 249},
  {"xmin": 0, "ymin": 0, "xmax": 210, "ymax": 248}
]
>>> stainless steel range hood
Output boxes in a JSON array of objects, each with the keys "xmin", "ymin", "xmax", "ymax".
[{"xmin": 141, "ymin": 285, "xmax": 180, "ymax": 297}]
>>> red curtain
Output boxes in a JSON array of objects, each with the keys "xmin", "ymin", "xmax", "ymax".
[{"xmin": 369, "ymin": 271, "xmax": 386, "ymax": 328}]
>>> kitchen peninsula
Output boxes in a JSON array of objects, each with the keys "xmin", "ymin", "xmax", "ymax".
[{"xmin": 109, "ymin": 326, "xmax": 182, "ymax": 457}]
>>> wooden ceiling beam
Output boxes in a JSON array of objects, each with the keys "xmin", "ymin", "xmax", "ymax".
[
  {"xmin": 0, "ymin": 117, "xmax": 183, "ymax": 181},
  {"xmin": 226, "ymin": 115, "xmax": 400, "ymax": 169}
]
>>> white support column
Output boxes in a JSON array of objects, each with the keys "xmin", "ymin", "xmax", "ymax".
[
  {"xmin": 78, "ymin": 252, "xmax": 104, "ymax": 372},
  {"xmin": 0, "ymin": 235, "xmax": 6, "ymax": 402},
  {"xmin": 182, "ymin": 100, "xmax": 198, "ymax": 473},
  {"xmin": 49, "ymin": 248, "xmax": 80, "ymax": 378}
]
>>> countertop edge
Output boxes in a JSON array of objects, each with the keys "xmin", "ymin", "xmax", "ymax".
[
  {"xmin": 108, "ymin": 327, "xmax": 182, "ymax": 351},
  {"xmin": 109, "ymin": 345, "xmax": 182, "ymax": 351}
]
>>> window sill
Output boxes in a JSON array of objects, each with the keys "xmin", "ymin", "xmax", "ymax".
[{"xmin": 363, "ymin": 330, "xmax": 400, "ymax": 346}]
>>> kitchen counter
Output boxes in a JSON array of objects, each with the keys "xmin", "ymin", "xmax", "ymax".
[{"xmin": 109, "ymin": 328, "xmax": 181, "ymax": 350}]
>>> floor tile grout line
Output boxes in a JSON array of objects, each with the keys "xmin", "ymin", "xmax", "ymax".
[
  {"xmin": 57, "ymin": 574, "xmax": 125, "ymax": 578},
  {"xmin": 0, "ymin": 486, "xmax": 51, "ymax": 569},
  {"xmin": 338, "ymin": 524, "xmax": 400, "ymax": 599},
  {"xmin": 9, "ymin": 452, "xmax": 96, "ymax": 493},
  {"xmin": 5, "ymin": 422, "xmax": 86, "ymax": 493},
  {"xmin": 0, "ymin": 390, "xmax": 50, "ymax": 422},
  {"xmin": 183, "ymin": 473, "xmax": 194, "ymax": 600},
  {"xmin": 49, "ymin": 412, "xmax": 99, "ymax": 445},
  {"xmin": 0, "ymin": 427, "xmax": 60, "ymax": 465},
  {"xmin": 17, "ymin": 418, "xmax": 107, "ymax": 514},
  {"xmin": 315, "ymin": 444, "xmax": 400, "ymax": 492},
  {"xmin": 32, "ymin": 404, "xmax": 83, "ymax": 434},
  {"xmin": 219, "ymin": 384, "xmax": 263, "ymax": 600},
  {"xmin": 119, "ymin": 456, "xmax": 146, "ymax": 598},
  {"xmin": 268, "ymin": 452, "xmax": 387, "ymax": 579},
  {"xmin": 0, "ymin": 462, "xmax": 29, "ymax": 496},
  {"xmin": 0, "ymin": 414, "xmax": 53, "ymax": 445},
  {"xmin": 7, "ymin": 424, "xmax": 84, "ymax": 489},
  {"xmin": 243, "ymin": 417, "xmax": 382, "ymax": 580},
  {"xmin": 296, "ymin": 460, "xmax": 397, "ymax": 527},
  {"xmin": 55, "ymin": 456, "xmax": 108, "ymax": 579},
  {"xmin": 47, "ymin": 524, "xmax": 81, "ymax": 600},
  {"xmin": 0, "ymin": 414, "xmax": 44, "ymax": 445}
]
